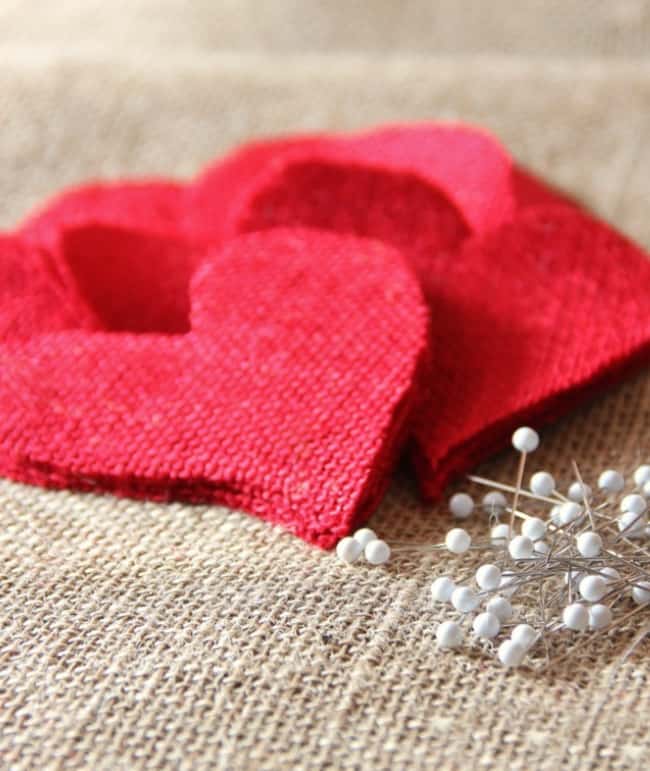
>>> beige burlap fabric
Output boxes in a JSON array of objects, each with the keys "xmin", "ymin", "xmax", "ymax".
[{"xmin": 1, "ymin": 3, "xmax": 650, "ymax": 769}]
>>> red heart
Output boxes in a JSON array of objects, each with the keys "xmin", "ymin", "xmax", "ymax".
[
  {"xmin": 0, "ymin": 227, "xmax": 428, "ymax": 547},
  {"xmin": 20, "ymin": 180, "xmax": 188, "ymax": 326},
  {"xmin": 217, "ymin": 127, "xmax": 650, "ymax": 496},
  {"xmin": 189, "ymin": 123, "xmax": 516, "ymax": 243},
  {"xmin": 413, "ymin": 206, "xmax": 650, "ymax": 496},
  {"xmin": 8, "ymin": 122, "xmax": 646, "ymax": 534},
  {"xmin": 187, "ymin": 125, "xmax": 579, "ymax": 245}
]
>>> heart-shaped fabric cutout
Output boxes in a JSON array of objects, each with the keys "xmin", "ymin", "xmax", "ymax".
[
  {"xmin": 7, "ymin": 121, "xmax": 643, "ymax": 531},
  {"xmin": 412, "ymin": 206, "xmax": 650, "ymax": 496},
  {"xmin": 189, "ymin": 123, "xmax": 517, "ymax": 243},
  {"xmin": 219, "ymin": 133, "xmax": 650, "ymax": 496},
  {"xmin": 187, "ymin": 125, "xmax": 580, "ymax": 247},
  {"xmin": 0, "ymin": 226, "xmax": 428, "ymax": 546}
]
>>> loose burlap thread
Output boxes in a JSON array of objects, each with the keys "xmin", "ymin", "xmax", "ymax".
[{"xmin": 2, "ymin": 3, "xmax": 650, "ymax": 769}]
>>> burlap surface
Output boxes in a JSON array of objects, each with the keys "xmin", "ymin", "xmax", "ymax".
[
  {"xmin": 1, "ymin": 3, "xmax": 650, "ymax": 769},
  {"xmin": 1, "ymin": 0, "xmax": 650, "ymax": 57}
]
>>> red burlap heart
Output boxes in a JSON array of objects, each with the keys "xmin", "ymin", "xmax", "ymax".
[
  {"xmin": 216, "ymin": 128, "xmax": 650, "ymax": 496},
  {"xmin": 6, "ymin": 121, "xmax": 649, "ymax": 543},
  {"xmin": 186, "ymin": 126, "xmax": 579, "ymax": 246},
  {"xmin": 412, "ymin": 206, "xmax": 650, "ymax": 496},
  {"xmin": 0, "ymin": 227, "xmax": 428, "ymax": 546},
  {"xmin": 188, "ymin": 124, "xmax": 515, "ymax": 242}
]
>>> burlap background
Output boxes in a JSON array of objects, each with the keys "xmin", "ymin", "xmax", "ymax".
[{"xmin": 1, "ymin": 3, "xmax": 650, "ymax": 769}]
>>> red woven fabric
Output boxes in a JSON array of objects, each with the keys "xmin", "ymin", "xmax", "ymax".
[
  {"xmin": 188, "ymin": 124, "xmax": 515, "ymax": 241},
  {"xmin": 4, "ymin": 121, "xmax": 650, "ymax": 544},
  {"xmin": 220, "ymin": 128, "xmax": 650, "ymax": 497},
  {"xmin": 412, "ymin": 207, "xmax": 650, "ymax": 496},
  {"xmin": 510, "ymin": 166, "xmax": 581, "ymax": 211},
  {"xmin": 0, "ymin": 227, "xmax": 428, "ymax": 547}
]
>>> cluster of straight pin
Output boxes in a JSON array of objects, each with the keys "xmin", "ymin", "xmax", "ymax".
[
  {"xmin": 432, "ymin": 426, "xmax": 650, "ymax": 668},
  {"xmin": 333, "ymin": 427, "xmax": 650, "ymax": 669}
]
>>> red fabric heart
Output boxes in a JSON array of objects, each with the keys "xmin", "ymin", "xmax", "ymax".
[
  {"xmin": 219, "ymin": 129, "xmax": 650, "ymax": 497},
  {"xmin": 6, "ymin": 121, "xmax": 648, "ymax": 543},
  {"xmin": 0, "ymin": 227, "xmax": 428, "ymax": 547},
  {"xmin": 412, "ymin": 206, "xmax": 650, "ymax": 496},
  {"xmin": 20, "ymin": 181, "xmax": 189, "ymax": 330},
  {"xmin": 188, "ymin": 124, "xmax": 515, "ymax": 241},
  {"xmin": 187, "ymin": 126, "xmax": 580, "ymax": 245}
]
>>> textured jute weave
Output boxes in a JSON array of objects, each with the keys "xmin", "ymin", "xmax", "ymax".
[{"xmin": 2, "ymin": 3, "xmax": 650, "ymax": 769}]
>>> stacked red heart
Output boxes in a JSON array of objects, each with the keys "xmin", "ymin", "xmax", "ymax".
[{"xmin": 3, "ymin": 123, "xmax": 650, "ymax": 547}]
